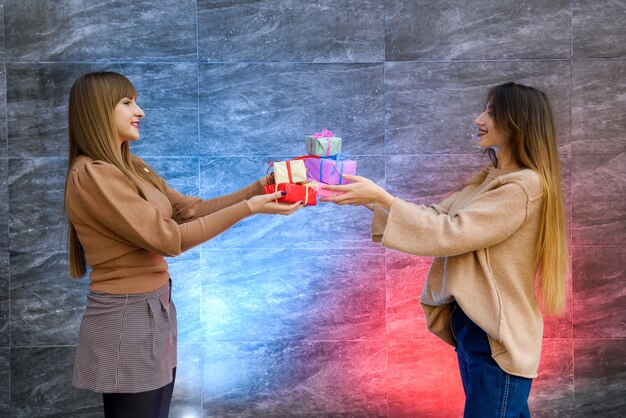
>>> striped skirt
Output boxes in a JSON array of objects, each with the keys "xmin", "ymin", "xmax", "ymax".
[{"xmin": 72, "ymin": 280, "xmax": 177, "ymax": 394}]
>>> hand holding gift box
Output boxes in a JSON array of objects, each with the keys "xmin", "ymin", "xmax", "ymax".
[
  {"xmin": 304, "ymin": 179, "xmax": 344, "ymax": 197},
  {"xmin": 264, "ymin": 183, "xmax": 317, "ymax": 206},
  {"xmin": 306, "ymin": 128, "xmax": 342, "ymax": 157}
]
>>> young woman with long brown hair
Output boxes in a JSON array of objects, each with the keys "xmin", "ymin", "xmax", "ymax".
[
  {"xmin": 321, "ymin": 82, "xmax": 568, "ymax": 417},
  {"xmin": 64, "ymin": 71, "xmax": 300, "ymax": 418}
]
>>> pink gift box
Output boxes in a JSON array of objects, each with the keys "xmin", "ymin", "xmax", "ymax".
[
  {"xmin": 304, "ymin": 155, "xmax": 357, "ymax": 185},
  {"xmin": 304, "ymin": 180, "xmax": 345, "ymax": 197}
]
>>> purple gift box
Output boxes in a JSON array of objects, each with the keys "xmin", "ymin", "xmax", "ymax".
[{"xmin": 304, "ymin": 155, "xmax": 357, "ymax": 185}]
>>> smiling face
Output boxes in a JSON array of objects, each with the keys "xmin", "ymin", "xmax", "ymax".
[
  {"xmin": 114, "ymin": 96, "xmax": 144, "ymax": 143},
  {"xmin": 474, "ymin": 104, "xmax": 510, "ymax": 150}
]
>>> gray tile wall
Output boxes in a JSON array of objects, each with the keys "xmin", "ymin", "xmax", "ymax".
[{"xmin": 1, "ymin": 0, "xmax": 624, "ymax": 416}]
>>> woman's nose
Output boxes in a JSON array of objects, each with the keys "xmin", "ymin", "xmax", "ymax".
[{"xmin": 475, "ymin": 112, "xmax": 485, "ymax": 126}]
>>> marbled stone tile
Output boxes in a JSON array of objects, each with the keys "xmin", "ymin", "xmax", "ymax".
[
  {"xmin": 386, "ymin": 61, "xmax": 571, "ymax": 154},
  {"xmin": 529, "ymin": 339, "xmax": 574, "ymax": 417},
  {"xmin": 200, "ymin": 248, "xmax": 385, "ymax": 342},
  {"xmin": 386, "ymin": 0, "xmax": 571, "ymax": 61},
  {"xmin": 0, "ymin": 4, "xmax": 4, "ymax": 63},
  {"xmin": 572, "ymin": 153, "xmax": 625, "ymax": 245},
  {"xmin": 573, "ymin": 246, "xmax": 626, "ymax": 339},
  {"xmin": 10, "ymin": 251, "xmax": 90, "ymax": 346},
  {"xmin": 202, "ymin": 340, "xmax": 387, "ymax": 416},
  {"xmin": 572, "ymin": 60, "xmax": 626, "ymax": 153},
  {"xmin": 0, "ymin": 253, "xmax": 9, "ymax": 347},
  {"xmin": 141, "ymin": 156, "xmax": 200, "ymax": 197},
  {"xmin": 199, "ymin": 156, "xmax": 385, "ymax": 249},
  {"xmin": 0, "ymin": 348, "xmax": 9, "ymax": 415},
  {"xmin": 0, "ymin": 158, "xmax": 7, "ymax": 252},
  {"xmin": 121, "ymin": 63, "xmax": 199, "ymax": 157},
  {"xmin": 198, "ymin": 0, "xmax": 384, "ymax": 62},
  {"xmin": 199, "ymin": 63, "xmax": 384, "ymax": 156},
  {"xmin": 573, "ymin": 0, "xmax": 626, "ymax": 58},
  {"xmin": 387, "ymin": 339, "xmax": 464, "ymax": 417},
  {"xmin": 386, "ymin": 250, "xmax": 434, "ymax": 340},
  {"xmin": 7, "ymin": 64, "xmax": 95, "ymax": 157},
  {"xmin": 8, "ymin": 63, "xmax": 198, "ymax": 158},
  {"xmin": 574, "ymin": 339, "xmax": 626, "ymax": 416},
  {"xmin": 11, "ymin": 346, "xmax": 103, "ymax": 417},
  {"xmin": 171, "ymin": 343, "xmax": 202, "ymax": 418},
  {"xmin": 0, "ymin": 65, "xmax": 6, "ymax": 158},
  {"xmin": 386, "ymin": 154, "xmax": 487, "ymax": 205},
  {"xmin": 4, "ymin": 0, "xmax": 196, "ymax": 62},
  {"xmin": 542, "ymin": 280, "xmax": 573, "ymax": 339},
  {"xmin": 9, "ymin": 158, "xmax": 67, "ymax": 252},
  {"xmin": 168, "ymin": 250, "xmax": 202, "ymax": 343}
]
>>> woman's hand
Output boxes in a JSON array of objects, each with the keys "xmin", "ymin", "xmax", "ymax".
[
  {"xmin": 247, "ymin": 191, "xmax": 301, "ymax": 215},
  {"xmin": 319, "ymin": 174, "xmax": 395, "ymax": 210}
]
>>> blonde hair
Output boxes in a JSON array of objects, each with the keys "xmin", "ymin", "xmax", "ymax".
[
  {"xmin": 475, "ymin": 82, "xmax": 568, "ymax": 315},
  {"xmin": 65, "ymin": 72, "xmax": 174, "ymax": 278}
]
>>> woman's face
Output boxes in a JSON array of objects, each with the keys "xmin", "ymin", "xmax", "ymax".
[
  {"xmin": 114, "ymin": 96, "xmax": 144, "ymax": 143},
  {"xmin": 474, "ymin": 105, "xmax": 510, "ymax": 150}
]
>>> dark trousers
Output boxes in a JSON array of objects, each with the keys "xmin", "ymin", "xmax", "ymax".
[
  {"xmin": 102, "ymin": 367, "xmax": 176, "ymax": 418},
  {"xmin": 450, "ymin": 304, "xmax": 532, "ymax": 418}
]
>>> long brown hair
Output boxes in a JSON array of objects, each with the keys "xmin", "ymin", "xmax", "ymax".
[
  {"xmin": 65, "ymin": 72, "xmax": 173, "ymax": 278},
  {"xmin": 477, "ymin": 82, "xmax": 568, "ymax": 315}
]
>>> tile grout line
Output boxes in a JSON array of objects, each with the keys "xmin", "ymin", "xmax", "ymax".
[
  {"xmin": 382, "ymin": 0, "xmax": 389, "ymax": 414},
  {"xmin": 195, "ymin": 0, "xmax": 204, "ymax": 414},
  {"xmin": 2, "ymin": 2, "xmax": 11, "ymax": 410},
  {"xmin": 568, "ymin": 0, "xmax": 576, "ymax": 409},
  {"xmin": 6, "ymin": 57, "xmax": 626, "ymax": 65}
]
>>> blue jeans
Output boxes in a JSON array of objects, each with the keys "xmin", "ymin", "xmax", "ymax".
[{"xmin": 450, "ymin": 303, "xmax": 532, "ymax": 418}]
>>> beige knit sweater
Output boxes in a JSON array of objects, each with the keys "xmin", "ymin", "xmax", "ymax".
[
  {"xmin": 65, "ymin": 155, "xmax": 263, "ymax": 294},
  {"xmin": 372, "ymin": 166, "xmax": 544, "ymax": 378}
]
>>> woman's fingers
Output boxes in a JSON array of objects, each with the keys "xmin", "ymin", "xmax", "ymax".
[
  {"xmin": 266, "ymin": 200, "xmax": 301, "ymax": 214},
  {"xmin": 321, "ymin": 183, "xmax": 352, "ymax": 192},
  {"xmin": 339, "ymin": 173, "xmax": 366, "ymax": 182},
  {"xmin": 320, "ymin": 195, "xmax": 350, "ymax": 204}
]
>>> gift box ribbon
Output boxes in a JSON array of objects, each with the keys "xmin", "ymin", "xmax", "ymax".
[
  {"xmin": 312, "ymin": 128, "xmax": 335, "ymax": 139},
  {"xmin": 318, "ymin": 153, "xmax": 352, "ymax": 184},
  {"xmin": 310, "ymin": 128, "xmax": 337, "ymax": 157},
  {"xmin": 267, "ymin": 157, "xmax": 313, "ymax": 184},
  {"xmin": 268, "ymin": 183, "xmax": 316, "ymax": 207}
]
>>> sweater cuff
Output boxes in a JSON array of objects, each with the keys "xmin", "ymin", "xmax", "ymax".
[
  {"xmin": 243, "ymin": 198, "xmax": 254, "ymax": 215},
  {"xmin": 371, "ymin": 202, "xmax": 390, "ymax": 242},
  {"xmin": 379, "ymin": 197, "xmax": 406, "ymax": 248}
]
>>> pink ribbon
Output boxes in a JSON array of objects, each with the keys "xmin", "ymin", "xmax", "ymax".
[{"xmin": 312, "ymin": 128, "xmax": 335, "ymax": 139}]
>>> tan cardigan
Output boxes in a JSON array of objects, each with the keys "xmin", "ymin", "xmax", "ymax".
[
  {"xmin": 372, "ymin": 167, "xmax": 544, "ymax": 378},
  {"xmin": 65, "ymin": 155, "xmax": 263, "ymax": 294}
]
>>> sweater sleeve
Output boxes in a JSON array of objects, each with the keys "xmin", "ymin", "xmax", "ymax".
[
  {"xmin": 429, "ymin": 189, "xmax": 462, "ymax": 216},
  {"xmin": 371, "ymin": 190, "xmax": 461, "ymax": 242},
  {"xmin": 380, "ymin": 182, "xmax": 531, "ymax": 257},
  {"xmin": 164, "ymin": 180, "xmax": 264, "ymax": 223},
  {"xmin": 66, "ymin": 161, "xmax": 252, "ymax": 256}
]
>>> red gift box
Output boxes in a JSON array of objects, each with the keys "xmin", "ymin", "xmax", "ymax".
[{"xmin": 264, "ymin": 183, "xmax": 317, "ymax": 206}]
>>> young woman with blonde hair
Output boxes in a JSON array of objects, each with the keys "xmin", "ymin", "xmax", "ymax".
[
  {"xmin": 64, "ymin": 71, "xmax": 299, "ymax": 418},
  {"xmin": 322, "ymin": 82, "xmax": 568, "ymax": 417}
]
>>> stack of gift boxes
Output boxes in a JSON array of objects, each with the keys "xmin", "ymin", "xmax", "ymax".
[{"xmin": 263, "ymin": 128, "xmax": 357, "ymax": 206}]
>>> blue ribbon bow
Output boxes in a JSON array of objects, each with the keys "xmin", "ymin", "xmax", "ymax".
[{"xmin": 319, "ymin": 153, "xmax": 353, "ymax": 184}]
